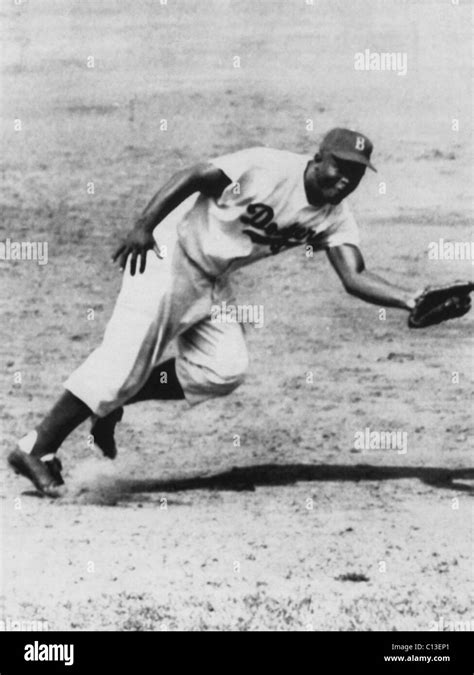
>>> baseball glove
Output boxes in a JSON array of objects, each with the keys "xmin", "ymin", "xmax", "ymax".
[{"xmin": 408, "ymin": 281, "xmax": 474, "ymax": 328}]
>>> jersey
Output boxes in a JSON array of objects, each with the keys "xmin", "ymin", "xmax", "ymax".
[{"xmin": 176, "ymin": 147, "xmax": 360, "ymax": 277}]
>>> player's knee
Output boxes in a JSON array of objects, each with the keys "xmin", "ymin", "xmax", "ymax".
[
  {"xmin": 212, "ymin": 351, "xmax": 249, "ymax": 387},
  {"xmin": 215, "ymin": 371, "xmax": 245, "ymax": 396},
  {"xmin": 196, "ymin": 352, "xmax": 248, "ymax": 400},
  {"xmin": 175, "ymin": 349, "xmax": 248, "ymax": 405},
  {"xmin": 209, "ymin": 371, "xmax": 245, "ymax": 399}
]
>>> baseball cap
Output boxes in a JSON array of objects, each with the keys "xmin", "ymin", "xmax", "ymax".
[{"xmin": 320, "ymin": 128, "xmax": 377, "ymax": 172}]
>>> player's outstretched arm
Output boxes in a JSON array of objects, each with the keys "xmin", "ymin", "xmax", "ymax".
[
  {"xmin": 112, "ymin": 163, "xmax": 231, "ymax": 275},
  {"xmin": 327, "ymin": 244, "xmax": 417, "ymax": 310}
]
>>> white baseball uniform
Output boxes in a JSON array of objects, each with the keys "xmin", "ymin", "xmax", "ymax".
[{"xmin": 65, "ymin": 147, "xmax": 360, "ymax": 415}]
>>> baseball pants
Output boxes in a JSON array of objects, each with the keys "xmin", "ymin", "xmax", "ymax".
[{"xmin": 64, "ymin": 218, "xmax": 248, "ymax": 417}]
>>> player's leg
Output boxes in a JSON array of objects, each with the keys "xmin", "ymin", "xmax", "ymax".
[
  {"xmin": 12, "ymin": 256, "xmax": 178, "ymax": 462},
  {"xmin": 91, "ymin": 302, "xmax": 249, "ymax": 459},
  {"xmin": 125, "ymin": 357, "xmax": 185, "ymax": 403},
  {"xmin": 7, "ymin": 391, "xmax": 94, "ymax": 496},
  {"xmin": 25, "ymin": 355, "xmax": 184, "ymax": 459},
  {"xmin": 8, "ymin": 221, "xmax": 213, "ymax": 494},
  {"xmin": 18, "ymin": 392, "xmax": 92, "ymax": 459},
  {"xmin": 175, "ymin": 314, "xmax": 249, "ymax": 406},
  {"xmin": 90, "ymin": 357, "xmax": 184, "ymax": 458},
  {"xmin": 14, "ymin": 314, "xmax": 248, "ymax": 496}
]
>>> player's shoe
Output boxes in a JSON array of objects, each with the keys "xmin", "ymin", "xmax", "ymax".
[
  {"xmin": 90, "ymin": 406, "xmax": 124, "ymax": 459},
  {"xmin": 7, "ymin": 448, "xmax": 64, "ymax": 498}
]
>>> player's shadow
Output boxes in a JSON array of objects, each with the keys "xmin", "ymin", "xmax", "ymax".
[{"xmin": 115, "ymin": 463, "xmax": 474, "ymax": 496}]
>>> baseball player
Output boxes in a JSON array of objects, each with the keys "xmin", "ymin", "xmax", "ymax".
[{"xmin": 8, "ymin": 128, "xmax": 472, "ymax": 496}]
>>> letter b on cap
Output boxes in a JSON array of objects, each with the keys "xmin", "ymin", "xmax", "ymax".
[{"xmin": 355, "ymin": 136, "xmax": 365, "ymax": 150}]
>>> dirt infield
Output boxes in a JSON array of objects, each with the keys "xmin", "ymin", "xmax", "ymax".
[{"xmin": 1, "ymin": 0, "xmax": 472, "ymax": 631}]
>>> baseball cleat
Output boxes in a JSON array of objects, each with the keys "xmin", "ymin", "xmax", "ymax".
[
  {"xmin": 7, "ymin": 448, "xmax": 64, "ymax": 498},
  {"xmin": 90, "ymin": 406, "xmax": 124, "ymax": 459}
]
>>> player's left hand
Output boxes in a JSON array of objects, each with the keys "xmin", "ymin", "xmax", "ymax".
[{"xmin": 112, "ymin": 223, "xmax": 163, "ymax": 275}]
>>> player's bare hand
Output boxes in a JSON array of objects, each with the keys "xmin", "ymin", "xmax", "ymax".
[{"xmin": 112, "ymin": 223, "xmax": 163, "ymax": 275}]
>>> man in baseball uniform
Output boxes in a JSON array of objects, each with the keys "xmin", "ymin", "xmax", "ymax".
[{"xmin": 8, "ymin": 128, "xmax": 419, "ymax": 496}]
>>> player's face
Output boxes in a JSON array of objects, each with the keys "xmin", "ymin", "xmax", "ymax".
[{"xmin": 305, "ymin": 152, "xmax": 366, "ymax": 206}]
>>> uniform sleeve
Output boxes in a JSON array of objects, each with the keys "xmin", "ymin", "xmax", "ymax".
[
  {"xmin": 210, "ymin": 147, "xmax": 266, "ymax": 184},
  {"xmin": 321, "ymin": 201, "xmax": 360, "ymax": 248}
]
